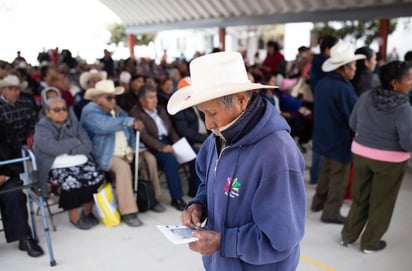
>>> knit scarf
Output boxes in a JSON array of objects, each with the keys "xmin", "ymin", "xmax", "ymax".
[{"xmin": 220, "ymin": 94, "xmax": 266, "ymax": 145}]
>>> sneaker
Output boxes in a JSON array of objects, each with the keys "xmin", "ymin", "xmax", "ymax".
[
  {"xmin": 362, "ymin": 240, "xmax": 386, "ymax": 254},
  {"xmin": 340, "ymin": 240, "xmax": 353, "ymax": 247},
  {"xmin": 121, "ymin": 213, "xmax": 143, "ymax": 227}
]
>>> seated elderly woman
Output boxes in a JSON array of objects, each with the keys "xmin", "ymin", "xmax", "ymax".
[{"xmin": 34, "ymin": 97, "xmax": 104, "ymax": 230}]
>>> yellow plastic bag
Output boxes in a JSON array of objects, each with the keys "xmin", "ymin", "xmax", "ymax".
[{"xmin": 93, "ymin": 183, "xmax": 121, "ymax": 228}]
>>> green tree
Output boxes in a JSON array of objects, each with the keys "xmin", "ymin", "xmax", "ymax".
[
  {"xmin": 311, "ymin": 19, "xmax": 397, "ymax": 45},
  {"xmin": 107, "ymin": 23, "xmax": 157, "ymax": 46}
]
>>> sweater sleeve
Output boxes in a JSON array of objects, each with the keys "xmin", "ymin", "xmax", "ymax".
[
  {"xmin": 395, "ymin": 105, "xmax": 412, "ymax": 151},
  {"xmin": 349, "ymin": 96, "xmax": 361, "ymax": 132},
  {"xmin": 81, "ymin": 106, "xmax": 134, "ymax": 135},
  {"xmin": 187, "ymin": 137, "xmax": 212, "ymax": 213}
]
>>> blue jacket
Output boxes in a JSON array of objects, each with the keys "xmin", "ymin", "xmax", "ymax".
[
  {"xmin": 313, "ymin": 72, "xmax": 357, "ymax": 162},
  {"xmin": 80, "ymin": 102, "xmax": 136, "ymax": 171},
  {"xmin": 191, "ymin": 100, "xmax": 306, "ymax": 271}
]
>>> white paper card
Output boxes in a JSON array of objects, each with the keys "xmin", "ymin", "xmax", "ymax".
[
  {"xmin": 156, "ymin": 225, "xmax": 199, "ymax": 245},
  {"xmin": 172, "ymin": 137, "xmax": 197, "ymax": 164}
]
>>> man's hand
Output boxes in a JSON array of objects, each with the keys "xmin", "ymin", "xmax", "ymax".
[
  {"xmin": 181, "ymin": 203, "xmax": 203, "ymax": 229},
  {"xmin": 133, "ymin": 119, "xmax": 144, "ymax": 130},
  {"xmin": 189, "ymin": 230, "xmax": 221, "ymax": 256},
  {"xmin": 0, "ymin": 175, "xmax": 9, "ymax": 187},
  {"xmin": 161, "ymin": 145, "xmax": 174, "ymax": 153}
]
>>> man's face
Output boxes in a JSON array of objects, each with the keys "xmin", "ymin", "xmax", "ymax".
[
  {"xmin": 342, "ymin": 61, "xmax": 357, "ymax": 80},
  {"xmin": 87, "ymin": 76, "xmax": 102, "ymax": 89},
  {"xmin": 1, "ymin": 86, "xmax": 21, "ymax": 104},
  {"xmin": 139, "ymin": 91, "xmax": 158, "ymax": 112},
  {"xmin": 95, "ymin": 94, "xmax": 117, "ymax": 112},
  {"xmin": 130, "ymin": 77, "xmax": 145, "ymax": 94},
  {"xmin": 197, "ymin": 93, "xmax": 246, "ymax": 134}
]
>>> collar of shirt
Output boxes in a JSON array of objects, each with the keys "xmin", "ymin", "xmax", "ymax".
[{"xmin": 143, "ymin": 108, "xmax": 168, "ymax": 138}]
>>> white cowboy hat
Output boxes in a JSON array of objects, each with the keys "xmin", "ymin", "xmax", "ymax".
[
  {"xmin": 0, "ymin": 74, "xmax": 21, "ymax": 89},
  {"xmin": 167, "ymin": 51, "xmax": 276, "ymax": 115},
  {"xmin": 119, "ymin": 71, "xmax": 132, "ymax": 84},
  {"xmin": 79, "ymin": 69, "xmax": 107, "ymax": 89},
  {"xmin": 322, "ymin": 41, "xmax": 366, "ymax": 72},
  {"xmin": 84, "ymin": 80, "xmax": 124, "ymax": 100}
]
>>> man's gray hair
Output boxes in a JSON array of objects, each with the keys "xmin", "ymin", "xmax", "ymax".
[
  {"xmin": 217, "ymin": 90, "xmax": 253, "ymax": 107},
  {"xmin": 138, "ymin": 84, "xmax": 157, "ymax": 99}
]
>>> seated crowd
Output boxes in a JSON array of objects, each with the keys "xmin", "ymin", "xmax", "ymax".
[{"xmin": 1, "ymin": 43, "xmax": 410, "ymax": 259}]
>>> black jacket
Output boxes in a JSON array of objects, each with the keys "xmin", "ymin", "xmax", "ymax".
[{"xmin": 171, "ymin": 107, "xmax": 208, "ymax": 145}]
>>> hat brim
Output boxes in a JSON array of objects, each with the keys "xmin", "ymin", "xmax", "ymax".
[
  {"xmin": 79, "ymin": 71, "xmax": 107, "ymax": 89},
  {"xmin": 0, "ymin": 82, "xmax": 20, "ymax": 89},
  {"xmin": 84, "ymin": 86, "xmax": 124, "ymax": 100},
  {"xmin": 167, "ymin": 82, "xmax": 276, "ymax": 115},
  {"xmin": 322, "ymin": 55, "xmax": 366, "ymax": 72}
]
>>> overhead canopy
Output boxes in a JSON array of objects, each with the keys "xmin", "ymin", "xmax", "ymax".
[{"xmin": 99, "ymin": 0, "xmax": 412, "ymax": 34}]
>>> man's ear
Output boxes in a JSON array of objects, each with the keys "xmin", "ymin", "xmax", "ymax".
[{"xmin": 235, "ymin": 92, "xmax": 249, "ymax": 111}]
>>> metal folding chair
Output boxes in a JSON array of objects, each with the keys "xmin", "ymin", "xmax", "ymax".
[{"xmin": 0, "ymin": 146, "xmax": 57, "ymax": 266}]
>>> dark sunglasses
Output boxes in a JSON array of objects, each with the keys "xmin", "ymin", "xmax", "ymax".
[
  {"xmin": 103, "ymin": 95, "xmax": 116, "ymax": 101},
  {"xmin": 50, "ymin": 107, "xmax": 68, "ymax": 113}
]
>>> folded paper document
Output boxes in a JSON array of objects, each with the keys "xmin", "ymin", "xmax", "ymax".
[
  {"xmin": 157, "ymin": 225, "xmax": 199, "ymax": 245},
  {"xmin": 172, "ymin": 137, "xmax": 197, "ymax": 164}
]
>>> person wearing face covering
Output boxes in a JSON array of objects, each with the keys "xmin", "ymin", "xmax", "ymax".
[{"xmin": 168, "ymin": 52, "xmax": 306, "ymax": 271}]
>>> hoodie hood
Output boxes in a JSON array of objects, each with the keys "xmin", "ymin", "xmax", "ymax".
[
  {"xmin": 221, "ymin": 94, "xmax": 290, "ymax": 147},
  {"xmin": 372, "ymin": 86, "xmax": 408, "ymax": 112}
]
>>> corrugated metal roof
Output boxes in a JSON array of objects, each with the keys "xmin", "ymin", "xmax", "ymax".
[{"xmin": 99, "ymin": 0, "xmax": 412, "ymax": 34}]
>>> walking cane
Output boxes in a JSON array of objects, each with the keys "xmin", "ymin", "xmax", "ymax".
[{"xmin": 134, "ymin": 131, "xmax": 140, "ymax": 193}]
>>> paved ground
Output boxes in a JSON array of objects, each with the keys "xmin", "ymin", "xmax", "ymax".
[{"xmin": 1, "ymin": 148, "xmax": 412, "ymax": 270}]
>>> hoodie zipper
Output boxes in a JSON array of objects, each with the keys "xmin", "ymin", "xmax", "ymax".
[{"xmin": 214, "ymin": 145, "xmax": 230, "ymax": 176}]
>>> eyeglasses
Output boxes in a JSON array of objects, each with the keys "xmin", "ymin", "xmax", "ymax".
[
  {"xmin": 50, "ymin": 107, "xmax": 68, "ymax": 113},
  {"xmin": 103, "ymin": 95, "xmax": 116, "ymax": 101}
]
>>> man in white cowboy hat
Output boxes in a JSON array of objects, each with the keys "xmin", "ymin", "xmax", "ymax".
[
  {"xmin": 0, "ymin": 74, "xmax": 38, "ymax": 145},
  {"xmin": 310, "ymin": 41, "xmax": 365, "ymax": 225},
  {"xmin": 80, "ymin": 80, "xmax": 164, "ymax": 227},
  {"xmin": 73, "ymin": 69, "xmax": 107, "ymax": 119},
  {"xmin": 81, "ymin": 79, "xmax": 144, "ymax": 226},
  {"xmin": 170, "ymin": 51, "xmax": 306, "ymax": 271}
]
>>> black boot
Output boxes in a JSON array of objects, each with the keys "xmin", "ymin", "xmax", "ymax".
[{"xmin": 19, "ymin": 237, "xmax": 44, "ymax": 257}]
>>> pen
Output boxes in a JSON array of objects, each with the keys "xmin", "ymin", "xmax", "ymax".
[{"xmin": 191, "ymin": 225, "xmax": 206, "ymax": 230}]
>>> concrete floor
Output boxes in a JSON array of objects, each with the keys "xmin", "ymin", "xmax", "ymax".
[{"xmin": 1, "ymin": 148, "xmax": 411, "ymax": 271}]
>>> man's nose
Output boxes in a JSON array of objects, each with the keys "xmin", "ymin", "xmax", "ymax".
[{"xmin": 204, "ymin": 118, "xmax": 214, "ymax": 130}]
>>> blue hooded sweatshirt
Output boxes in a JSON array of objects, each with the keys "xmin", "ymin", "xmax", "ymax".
[{"xmin": 190, "ymin": 97, "xmax": 306, "ymax": 271}]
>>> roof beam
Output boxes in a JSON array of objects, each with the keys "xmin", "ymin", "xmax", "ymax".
[
  {"xmin": 172, "ymin": 0, "xmax": 195, "ymax": 20},
  {"xmin": 138, "ymin": 0, "xmax": 162, "ymax": 24},
  {"xmin": 188, "ymin": 0, "xmax": 213, "ymax": 19},
  {"xmin": 125, "ymin": 3, "xmax": 412, "ymax": 34},
  {"xmin": 253, "ymin": 0, "xmax": 267, "ymax": 15},
  {"xmin": 209, "ymin": 0, "xmax": 231, "ymax": 17},
  {"xmin": 234, "ymin": 0, "xmax": 254, "ymax": 16},
  {"xmin": 149, "ymin": 0, "xmax": 175, "ymax": 23},
  {"xmin": 222, "ymin": 0, "xmax": 242, "ymax": 17},
  {"xmin": 198, "ymin": 0, "xmax": 220, "ymax": 18},
  {"xmin": 260, "ymin": 0, "xmax": 276, "ymax": 13},
  {"xmin": 177, "ymin": 0, "xmax": 201, "ymax": 20}
]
